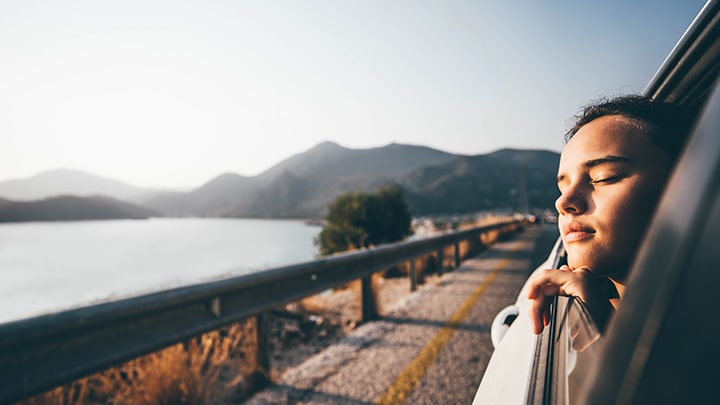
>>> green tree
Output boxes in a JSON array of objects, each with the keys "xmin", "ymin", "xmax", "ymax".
[{"xmin": 317, "ymin": 185, "xmax": 412, "ymax": 255}]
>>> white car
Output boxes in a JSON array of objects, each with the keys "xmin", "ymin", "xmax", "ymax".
[{"xmin": 474, "ymin": 1, "xmax": 720, "ymax": 403}]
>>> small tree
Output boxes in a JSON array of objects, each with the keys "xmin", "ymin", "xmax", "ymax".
[{"xmin": 317, "ymin": 185, "xmax": 412, "ymax": 255}]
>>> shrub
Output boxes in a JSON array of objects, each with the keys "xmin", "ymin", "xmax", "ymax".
[{"xmin": 317, "ymin": 185, "xmax": 412, "ymax": 255}]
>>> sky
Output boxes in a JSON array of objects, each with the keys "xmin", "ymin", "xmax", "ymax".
[{"xmin": 0, "ymin": 0, "xmax": 708, "ymax": 190}]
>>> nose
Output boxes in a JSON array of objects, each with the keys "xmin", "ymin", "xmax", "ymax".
[{"xmin": 555, "ymin": 181, "xmax": 588, "ymax": 215}]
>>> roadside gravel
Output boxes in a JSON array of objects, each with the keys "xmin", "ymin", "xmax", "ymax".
[{"xmin": 267, "ymin": 274, "xmax": 442, "ymax": 378}]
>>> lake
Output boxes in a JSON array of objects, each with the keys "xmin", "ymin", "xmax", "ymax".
[{"xmin": 0, "ymin": 218, "xmax": 321, "ymax": 324}]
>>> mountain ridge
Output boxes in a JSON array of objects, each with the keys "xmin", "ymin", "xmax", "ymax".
[
  {"xmin": 0, "ymin": 195, "xmax": 160, "ymax": 222},
  {"xmin": 0, "ymin": 169, "xmax": 151, "ymax": 202},
  {"xmin": 0, "ymin": 142, "xmax": 561, "ymax": 220}
]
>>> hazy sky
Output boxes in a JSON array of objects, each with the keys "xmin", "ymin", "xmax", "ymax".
[{"xmin": 0, "ymin": 0, "xmax": 707, "ymax": 189}]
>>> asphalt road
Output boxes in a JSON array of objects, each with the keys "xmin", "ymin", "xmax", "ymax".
[{"xmin": 248, "ymin": 224, "xmax": 559, "ymax": 405}]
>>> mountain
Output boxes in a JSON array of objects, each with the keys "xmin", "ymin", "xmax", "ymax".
[
  {"xmin": 243, "ymin": 142, "xmax": 461, "ymax": 218},
  {"xmin": 400, "ymin": 149, "xmax": 560, "ymax": 215},
  {"xmin": 144, "ymin": 143, "xmax": 559, "ymax": 218},
  {"xmin": 146, "ymin": 173, "xmax": 262, "ymax": 216},
  {"xmin": 0, "ymin": 169, "xmax": 156, "ymax": 202},
  {"xmin": 144, "ymin": 142, "xmax": 462, "ymax": 218},
  {"xmin": 255, "ymin": 141, "xmax": 458, "ymax": 183},
  {"xmin": 0, "ymin": 142, "xmax": 561, "ymax": 220},
  {"xmin": 0, "ymin": 195, "xmax": 161, "ymax": 222}
]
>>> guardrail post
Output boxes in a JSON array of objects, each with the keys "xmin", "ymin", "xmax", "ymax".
[
  {"xmin": 437, "ymin": 248, "xmax": 444, "ymax": 276},
  {"xmin": 361, "ymin": 275, "xmax": 378, "ymax": 322},
  {"xmin": 409, "ymin": 259, "xmax": 417, "ymax": 292},
  {"xmin": 255, "ymin": 312, "xmax": 272, "ymax": 375},
  {"xmin": 454, "ymin": 242, "xmax": 461, "ymax": 268}
]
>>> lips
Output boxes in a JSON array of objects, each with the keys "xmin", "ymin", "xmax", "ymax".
[{"xmin": 562, "ymin": 222, "xmax": 596, "ymax": 242}]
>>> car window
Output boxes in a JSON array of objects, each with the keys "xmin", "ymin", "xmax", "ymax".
[
  {"xmin": 527, "ymin": 294, "xmax": 602, "ymax": 405},
  {"xmin": 535, "ymin": 2, "xmax": 720, "ymax": 403},
  {"xmin": 535, "ymin": 84, "xmax": 720, "ymax": 405},
  {"xmin": 477, "ymin": 3, "xmax": 718, "ymax": 404},
  {"xmin": 563, "ymin": 298, "xmax": 602, "ymax": 401}
]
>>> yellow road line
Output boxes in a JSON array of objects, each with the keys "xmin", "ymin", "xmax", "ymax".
[{"xmin": 375, "ymin": 241, "xmax": 523, "ymax": 405}]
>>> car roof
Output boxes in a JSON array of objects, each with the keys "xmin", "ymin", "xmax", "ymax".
[{"xmin": 645, "ymin": 0, "xmax": 720, "ymax": 106}]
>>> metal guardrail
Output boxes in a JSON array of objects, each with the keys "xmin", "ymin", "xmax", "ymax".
[{"xmin": 0, "ymin": 218, "xmax": 524, "ymax": 403}]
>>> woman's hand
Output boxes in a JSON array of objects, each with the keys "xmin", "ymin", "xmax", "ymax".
[{"xmin": 526, "ymin": 265, "xmax": 610, "ymax": 335}]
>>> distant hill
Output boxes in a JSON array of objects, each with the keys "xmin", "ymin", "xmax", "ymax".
[
  {"xmin": 0, "ymin": 195, "xmax": 161, "ymax": 222},
  {"xmin": 146, "ymin": 173, "xmax": 262, "ymax": 216},
  {"xmin": 255, "ymin": 141, "xmax": 458, "ymax": 183},
  {"xmin": 400, "ymin": 149, "xmax": 560, "ymax": 215},
  {"xmin": 0, "ymin": 142, "xmax": 561, "ymax": 220},
  {"xmin": 144, "ymin": 142, "xmax": 461, "ymax": 218},
  {"xmin": 238, "ymin": 142, "xmax": 461, "ymax": 218},
  {"xmin": 0, "ymin": 169, "xmax": 159, "ymax": 202},
  {"xmin": 144, "ymin": 142, "xmax": 559, "ymax": 218}
]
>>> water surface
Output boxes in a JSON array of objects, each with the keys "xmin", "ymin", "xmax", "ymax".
[{"xmin": 0, "ymin": 218, "xmax": 320, "ymax": 323}]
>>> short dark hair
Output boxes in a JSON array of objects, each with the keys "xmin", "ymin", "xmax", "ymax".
[{"xmin": 565, "ymin": 95, "xmax": 693, "ymax": 163}]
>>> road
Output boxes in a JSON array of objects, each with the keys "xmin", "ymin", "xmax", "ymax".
[{"xmin": 248, "ymin": 224, "xmax": 559, "ymax": 405}]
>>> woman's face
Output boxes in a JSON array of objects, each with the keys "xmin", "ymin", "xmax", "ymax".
[{"xmin": 556, "ymin": 115, "xmax": 671, "ymax": 280}]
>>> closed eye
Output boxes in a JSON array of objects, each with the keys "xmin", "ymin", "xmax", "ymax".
[{"xmin": 591, "ymin": 175, "xmax": 622, "ymax": 185}]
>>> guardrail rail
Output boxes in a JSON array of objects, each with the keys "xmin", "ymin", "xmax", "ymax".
[{"xmin": 0, "ymin": 218, "xmax": 525, "ymax": 403}]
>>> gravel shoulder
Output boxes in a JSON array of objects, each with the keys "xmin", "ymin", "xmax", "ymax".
[{"xmin": 267, "ymin": 274, "xmax": 442, "ymax": 378}]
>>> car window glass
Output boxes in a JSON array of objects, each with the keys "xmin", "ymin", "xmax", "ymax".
[{"xmin": 555, "ymin": 297, "xmax": 603, "ymax": 403}]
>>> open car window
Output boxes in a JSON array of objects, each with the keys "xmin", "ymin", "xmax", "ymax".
[
  {"xmin": 577, "ymin": 68, "xmax": 720, "ymax": 405},
  {"xmin": 529, "ymin": 71, "xmax": 720, "ymax": 405},
  {"xmin": 526, "ymin": 2, "xmax": 720, "ymax": 403}
]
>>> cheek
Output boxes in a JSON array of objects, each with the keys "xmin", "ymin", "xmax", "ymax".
[
  {"xmin": 594, "ymin": 193, "xmax": 634, "ymax": 235},
  {"xmin": 596, "ymin": 183, "xmax": 662, "ymax": 259}
]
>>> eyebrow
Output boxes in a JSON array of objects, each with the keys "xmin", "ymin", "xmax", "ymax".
[
  {"xmin": 556, "ymin": 155, "xmax": 634, "ymax": 184},
  {"xmin": 583, "ymin": 155, "xmax": 633, "ymax": 168}
]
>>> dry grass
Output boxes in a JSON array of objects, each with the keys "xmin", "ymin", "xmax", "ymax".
[
  {"xmin": 296, "ymin": 273, "xmax": 382, "ymax": 322},
  {"xmin": 18, "ymin": 321, "xmax": 261, "ymax": 405}
]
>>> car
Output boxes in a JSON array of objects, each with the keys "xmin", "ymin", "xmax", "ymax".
[{"xmin": 473, "ymin": 1, "xmax": 720, "ymax": 404}]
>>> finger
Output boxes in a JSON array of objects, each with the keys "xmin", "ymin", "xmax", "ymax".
[
  {"xmin": 541, "ymin": 283, "xmax": 560, "ymax": 297},
  {"xmin": 527, "ymin": 269, "xmax": 563, "ymax": 299},
  {"xmin": 533, "ymin": 269, "xmax": 590, "ymax": 299},
  {"xmin": 528, "ymin": 295, "xmax": 546, "ymax": 335},
  {"xmin": 528, "ymin": 271, "xmax": 568, "ymax": 299}
]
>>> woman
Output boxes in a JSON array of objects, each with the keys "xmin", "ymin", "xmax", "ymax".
[{"xmin": 527, "ymin": 95, "xmax": 692, "ymax": 334}]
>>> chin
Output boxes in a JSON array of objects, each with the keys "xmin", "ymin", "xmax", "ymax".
[
  {"xmin": 566, "ymin": 254, "xmax": 599, "ymax": 272},
  {"xmin": 564, "ymin": 248, "xmax": 584, "ymax": 266}
]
